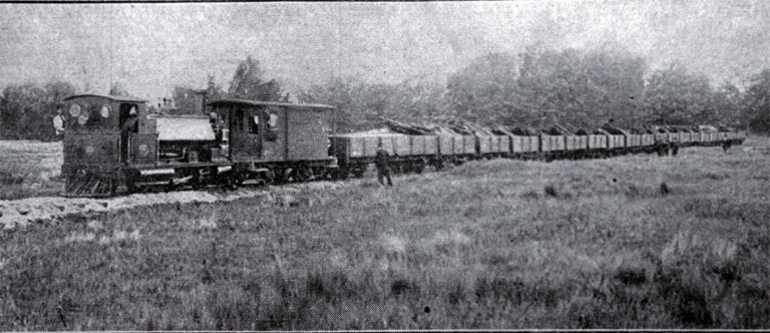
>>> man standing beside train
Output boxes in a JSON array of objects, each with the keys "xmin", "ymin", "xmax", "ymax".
[
  {"xmin": 375, "ymin": 141, "xmax": 393, "ymax": 187},
  {"xmin": 53, "ymin": 107, "xmax": 66, "ymax": 140}
]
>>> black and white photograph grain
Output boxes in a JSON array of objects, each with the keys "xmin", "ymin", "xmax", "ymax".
[{"xmin": 0, "ymin": 1, "xmax": 769, "ymax": 330}]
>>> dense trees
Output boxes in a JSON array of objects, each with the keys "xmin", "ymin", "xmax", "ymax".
[
  {"xmin": 742, "ymin": 69, "xmax": 770, "ymax": 132},
  {"xmin": 644, "ymin": 64, "xmax": 713, "ymax": 125},
  {"xmin": 303, "ymin": 46, "xmax": 762, "ymax": 133},
  {"xmin": 1, "ymin": 81, "xmax": 76, "ymax": 140},
  {"xmin": 228, "ymin": 56, "xmax": 285, "ymax": 102},
  {"xmin": 4, "ymin": 48, "xmax": 770, "ymax": 141},
  {"xmin": 444, "ymin": 46, "xmax": 648, "ymax": 129},
  {"xmin": 169, "ymin": 57, "xmax": 284, "ymax": 115},
  {"xmin": 298, "ymin": 77, "xmax": 448, "ymax": 132}
]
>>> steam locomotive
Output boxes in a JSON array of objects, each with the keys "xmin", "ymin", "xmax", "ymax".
[{"xmin": 60, "ymin": 94, "xmax": 746, "ymax": 197}]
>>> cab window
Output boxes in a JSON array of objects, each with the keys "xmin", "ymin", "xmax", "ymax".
[
  {"xmin": 265, "ymin": 113, "xmax": 278, "ymax": 141},
  {"xmin": 234, "ymin": 108, "xmax": 245, "ymax": 132},
  {"xmin": 250, "ymin": 115, "xmax": 260, "ymax": 134},
  {"xmin": 119, "ymin": 103, "xmax": 139, "ymax": 133}
]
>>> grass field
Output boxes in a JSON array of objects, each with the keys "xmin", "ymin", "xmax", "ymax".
[
  {"xmin": 0, "ymin": 140, "xmax": 63, "ymax": 200},
  {"xmin": 1, "ymin": 138, "xmax": 769, "ymax": 330}
]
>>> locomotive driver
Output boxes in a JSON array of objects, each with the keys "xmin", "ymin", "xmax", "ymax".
[{"xmin": 121, "ymin": 106, "xmax": 139, "ymax": 133}]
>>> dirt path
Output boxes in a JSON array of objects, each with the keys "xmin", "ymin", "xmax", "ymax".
[{"xmin": 0, "ymin": 181, "xmax": 343, "ymax": 230}]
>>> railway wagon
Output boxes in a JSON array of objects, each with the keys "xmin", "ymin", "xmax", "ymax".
[
  {"xmin": 564, "ymin": 135, "xmax": 588, "ymax": 152},
  {"xmin": 330, "ymin": 131, "xmax": 441, "ymax": 177},
  {"xmin": 540, "ymin": 135, "xmax": 565, "ymax": 154},
  {"xmin": 436, "ymin": 135, "xmax": 461, "ymax": 156},
  {"xmin": 641, "ymin": 133, "xmax": 655, "ymax": 147},
  {"xmin": 626, "ymin": 134, "xmax": 641, "ymax": 148},
  {"xmin": 509, "ymin": 135, "xmax": 539, "ymax": 156},
  {"xmin": 461, "ymin": 135, "xmax": 476, "ymax": 156},
  {"xmin": 478, "ymin": 135, "xmax": 493, "ymax": 155},
  {"xmin": 607, "ymin": 134, "xmax": 625, "ymax": 150},
  {"xmin": 587, "ymin": 134, "xmax": 607, "ymax": 150},
  {"xmin": 496, "ymin": 135, "xmax": 510, "ymax": 156},
  {"xmin": 690, "ymin": 129, "xmax": 701, "ymax": 143}
]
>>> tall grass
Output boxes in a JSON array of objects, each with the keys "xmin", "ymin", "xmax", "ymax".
[
  {"xmin": 1, "ymin": 138, "xmax": 769, "ymax": 329},
  {"xmin": 0, "ymin": 141, "xmax": 63, "ymax": 199}
]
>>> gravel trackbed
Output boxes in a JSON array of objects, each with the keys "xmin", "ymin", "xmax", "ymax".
[{"xmin": 0, "ymin": 182, "xmax": 342, "ymax": 230}]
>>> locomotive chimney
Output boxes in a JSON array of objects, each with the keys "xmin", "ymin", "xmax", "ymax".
[{"xmin": 194, "ymin": 90, "xmax": 207, "ymax": 114}]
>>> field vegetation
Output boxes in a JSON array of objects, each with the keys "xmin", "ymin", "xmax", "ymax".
[
  {"xmin": 1, "ymin": 137, "xmax": 769, "ymax": 330},
  {"xmin": 0, "ymin": 141, "xmax": 63, "ymax": 200}
]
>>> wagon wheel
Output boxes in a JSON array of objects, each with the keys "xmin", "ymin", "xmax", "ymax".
[
  {"xmin": 352, "ymin": 166, "xmax": 365, "ymax": 178},
  {"xmin": 414, "ymin": 159, "xmax": 426, "ymax": 174},
  {"xmin": 439, "ymin": 156, "xmax": 453, "ymax": 170},
  {"xmin": 399, "ymin": 162, "xmax": 411, "ymax": 174}
]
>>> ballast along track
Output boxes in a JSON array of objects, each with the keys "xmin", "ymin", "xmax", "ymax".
[{"xmin": 59, "ymin": 94, "xmax": 745, "ymax": 197}]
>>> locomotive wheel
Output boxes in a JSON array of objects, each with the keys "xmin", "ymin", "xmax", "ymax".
[
  {"xmin": 125, "ymin": 171, "xmax": 138, "ymax": 194},
  {"xmin": 226, "ymin": 172, "xmax": 244, "ymax": 189},
  {"xmin": 191, "ymin": 170, "xmax": 204, "ymax": 190},
  {"xmin": 337, "ymin": 166, "xmax": 349, "ymax": 180},
  {"xmin": 290, "ymin": 166, "xmax": 311, "ymax": 183},
  {"xmin": 166, "ymin": 179, "xmax": 176, "ymax": 192}
]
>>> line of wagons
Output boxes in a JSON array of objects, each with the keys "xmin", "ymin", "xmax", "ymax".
[
  {"xmin": 58, "ymin": 94, "xmax": 746, "ymax": 196},
  {"xmin": 329, "ymin": 126, "xmax": 746, "ymax": 178}
]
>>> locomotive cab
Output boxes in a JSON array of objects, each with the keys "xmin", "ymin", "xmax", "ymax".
[{"xmin": 61, "ymin": 94, "xmax": 148, "ymax": 196}]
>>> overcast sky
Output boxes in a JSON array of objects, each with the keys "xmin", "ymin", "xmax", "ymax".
[{"xmin": 1, "ymin": 1, "xmax": 769, "ymax": 102}]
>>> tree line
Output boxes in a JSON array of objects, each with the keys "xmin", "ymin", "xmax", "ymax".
[
  {"xmin": 3, "ymin": 47, "xmax": 770, "ymax": 141},
  {"xmin": 301, "ymin": 44, "xmax": 770, "ymax": 133}
]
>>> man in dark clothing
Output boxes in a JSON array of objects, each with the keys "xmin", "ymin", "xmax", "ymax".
[
  {"xmin": 121, "ymin": 106, "xmax": 139, "ymax": 134},
  {"xmin": 375, "ymin": 141, "xmax": 393, "ymax": 186}
]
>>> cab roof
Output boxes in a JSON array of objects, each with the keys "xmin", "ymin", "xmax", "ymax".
[
  {"xmin": 63, "ymin": 94, "xmax": 147, "ymax": 103},
  {"xmin": 208, "ymin": 98, "xmax": 335, "ymax": 110}
]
